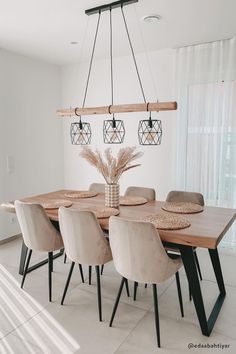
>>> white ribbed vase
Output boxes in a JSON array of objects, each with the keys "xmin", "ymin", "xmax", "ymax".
[{"xmin": 105, "ymin": 184, "xmax": 119, "ymax": 208}]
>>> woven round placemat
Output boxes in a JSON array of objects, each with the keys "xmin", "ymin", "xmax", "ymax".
[
  {"xmin": 40, "ymin": 200, "xmax": 73, "ymax": 209},
  {"xmin": 79, "ymin": 206, "xmax": 119, "ymax": 218},
  {"xmin": 64, "ymin": 191, "xmax": 98, "ymax": 199},
  {"xmin": 161, "ymin": 202, "xmax": 203, "ymax": 214},
  {"xmin": 142, "ymin": 213, "xmax": 190, "ymax": 230},
  {"xmin": 119, "ymin": 196, "xmax": 148, "ymax": 206}
]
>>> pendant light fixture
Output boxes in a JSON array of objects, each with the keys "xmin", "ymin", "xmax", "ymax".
[
  {"xmin": 70, "ymin": 10, "xmax": 101, "ymax": 145},
  {"xmin": 119, "ymin": 5, "xmax": 163, "ymax": 146},
  {"xmin": 103, "ymin": 7, "xmax": 125, "ymax": 144},
  {"xmin": 70, "ymin": 108, "xmax": 92, "ymax": 145},
  {"xmin": 138, "ymin": 111, "xmax": 162, "ymax": 145},
  {"xmin": 58, "ymin": 0, "xmax": 178, "ymax": 145}
]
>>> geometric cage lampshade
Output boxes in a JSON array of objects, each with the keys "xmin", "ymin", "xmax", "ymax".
[
  {"xmin": 70, "ymin": 120, "xmax": 92, "ymax": 145},
  {"xmin": 103, "ymin": 117, "xmax": 125, "ymax": 144},
  {"xmin": 138, "ymin": 114, "xmax": 162, "ymax": 145}
]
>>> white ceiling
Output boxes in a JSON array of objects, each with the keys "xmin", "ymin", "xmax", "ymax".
[{"xmin": 0, "ymin": 0, "xmax": 235, "ymax": 65}]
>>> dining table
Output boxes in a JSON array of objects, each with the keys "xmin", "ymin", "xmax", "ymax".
[{"xmin": 1, "ymin": 189, "xmax": 235, "ymax": 337}]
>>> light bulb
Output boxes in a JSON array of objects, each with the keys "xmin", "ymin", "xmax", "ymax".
[
  {"xmin": 110, "ymin": 129, "xmax": 119, "ymax": 143},
  {"xmin": 146, "ymin": 130, "xmax": 156, "ymax": 143}
]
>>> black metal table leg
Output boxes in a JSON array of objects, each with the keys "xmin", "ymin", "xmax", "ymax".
[
  {"xmin": 18, "ymin": 220, "xmax": 64, "ymax": 275},
  {"xmin": 19, "ymin": 242, "xmax": 63, "ymax": 275},
  {"xmin": 208, "ymin": 249, "xmax": 226, "ymax": 295},
  {"xmin": 207, "ymin": 248, "xmax": 226, "ymax": 331},
  {"xmin": 19, "ymin": 241, "xmax": 28, "ymax": 275},
  {"xmin": 179, "ymin": 245, "xmax": 226, "ymax": 336}
]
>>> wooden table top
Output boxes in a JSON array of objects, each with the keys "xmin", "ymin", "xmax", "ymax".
[{"xmin": 1, "ymin": 189, "xmax": 235, "ymax": 249}]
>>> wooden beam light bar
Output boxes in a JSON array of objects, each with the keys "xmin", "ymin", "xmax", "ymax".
[{"xmin": 56, "ymin": 101, "xmax": 177, "ymax": 117}]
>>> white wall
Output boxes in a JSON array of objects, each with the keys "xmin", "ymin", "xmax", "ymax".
[
  {"xmin": 0, "ymin": 49, "xmax": 64, "ymax": 240},
  {"xmin": 61, "ymin": 48, "xmax": 177, "ymax": 198}
]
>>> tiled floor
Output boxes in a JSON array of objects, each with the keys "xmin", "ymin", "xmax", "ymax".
[{"xmin": 0, "ymin": 237, "xmax": 236, "ymax": 353}]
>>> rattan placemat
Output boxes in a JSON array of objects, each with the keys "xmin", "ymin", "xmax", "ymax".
[
  {"xmin": 162, "ymin": 202, "xmax": 203, "ymax": 214},
  {"xmin": 119, "ymin": 196, "xmax": 148, "ymax": 206},
  {"xmin": 36, "ymin": 200, "xmax": 72, "ymax": 209},
  {"xmin": 64, "ymin": 191, "xmax": 98, "ymax": 199},
  {"xmin": 79, "ymin": 206, "xmax": 119, "ymax": 218},
  {"xmin": 142, "ymin": 213, "xmax": 191, "ymax": 230}
]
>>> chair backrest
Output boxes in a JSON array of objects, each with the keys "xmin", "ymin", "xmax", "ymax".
[
  {"xmin": 89, "ymin": 183, "xmax": 105, "ymax": 193},
  {"xmin": 109, "ymin": 216, "xmax": 181, "ymax": 284},
  {"xmin": 58, "ymin": 207, "xmax": 112, "ymax": 265},
  {"xmin": 166, "ymin": 190, "xmax": 204, "ymax": 206},
  {"xmin": 15, "ymin": 200, "xmax": 62, "ymax": 252},
  {"xmin": 124, "ymin": 186, "xmax": 156, "ymax": 201}
]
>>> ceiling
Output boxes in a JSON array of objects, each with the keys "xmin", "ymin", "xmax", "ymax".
[{"xmin": 0, "ymin": 0, "xmax": 235, "ymax": 65}]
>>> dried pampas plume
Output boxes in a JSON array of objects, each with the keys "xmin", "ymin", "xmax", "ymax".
[{"xmin": 80, "ymin": 147, "xmax": 143, "ymax": 184}]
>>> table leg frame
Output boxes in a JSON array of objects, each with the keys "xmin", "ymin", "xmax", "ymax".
[
  {"xmin": 179, "ymin": 245, "xmax": 226, "ymax": 336},
  {"xmin": 19, "ymin": 240, "xmax": 64, "ymax": 275}
]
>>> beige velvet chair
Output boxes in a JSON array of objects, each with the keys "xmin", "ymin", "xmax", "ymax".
[
  {"xmin": 89, "ymin": 183, "xmax": 105, "ymax": 193},
  {"xmin": 124, "ymin": 186, "xmax": 156, "ymax": 201},
  {"xmin": 165, "ymin": 190, "xmax": 205, "ymax": 299},
  {"xmin": 58, "ymin": 207, "xmax": 113, "ymax": 321},
  {"xmin": 166, "ymin": 190, "xmax": 204, "ymax": 206},
  {"xmin": 15, "ymin": 200, "xmax": 64, "ymax": 302},
  {"xmin": 89, "ymin": 183, "xmax": 108, "ymax": 278},
  {"xmin": 109, "ymin": 217, "xmax": 184, "ymax": 348},
  {"xmin": 124, "ymin": 185, "xmax": 156, "ymax": 298}
]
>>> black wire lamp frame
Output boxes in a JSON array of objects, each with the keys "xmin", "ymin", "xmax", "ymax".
[
  {"xmin": 138, "ymin": 111, "xmax": 162, "ymax": 145},
  {"xmin": 70, "ymin": 108, "xmax": 92, "ymax": 145}
]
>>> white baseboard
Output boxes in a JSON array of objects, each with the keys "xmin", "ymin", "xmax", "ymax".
[{"xmin": 0, "ymin": 233, "xmax": 22, "ymax": 245}]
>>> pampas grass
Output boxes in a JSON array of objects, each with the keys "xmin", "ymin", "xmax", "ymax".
[{"xmin": 80, "ymin": 147, "xmax": 143, "ymax": 184}]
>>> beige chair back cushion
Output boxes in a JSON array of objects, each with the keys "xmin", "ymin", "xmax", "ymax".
[
  {"xmin": 166, "ymin": 190, "xmax": 204, "ymax": 206},
  {"xmin": 109, "ymin": 217, "xmax": 182, "ymax": 284},
  {"xmin": 124, "ymin": 186, "xmax": 156, "ymax": 201},
  {"xmin": 15, "ymin": 200, "xmax": 63, "ymax": 252},
  {"xmin": 89, "ymin": 183, "xmax": 105, "ymax": 193},
  {"xmin": 59, "ymin": 207, "xmax": 112, "ymax": 266}
]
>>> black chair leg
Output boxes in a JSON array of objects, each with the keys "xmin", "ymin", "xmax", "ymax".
[
  {"xmin": 64, "ymin": 254, "xmax": 67, "ymax": 264},
  {"xmin": 175, "ymin": 271, "xmax": 184, "ymax": 317},
  {"xmin": 194, "ymin": 251, "xmax": 203, "ymax": 281},
  {"xmin": 89, "ymin": 266, "xmax": 92, "ymax": 285},
  {"xmin": 48, "ymin": 252, "xmax": 53, "ymax": 302},
  {"xmin": 152, "ymin": 284, "xmax": 161, "ymax": 348},
  {"xmin": 78, "ymin": 264, "xmax": 84, "ymax": 283},
  {"xmin": 189, "ymin": 283, "xmax": 192, "ymax": 301},
  {"xmin": 95, "ymin": 266, "xmax": 102, "ymax": 321},
  {"xmin": 61, "ymin": 262, "xmax": 75, "ymax": 305},
  {"xmin": 145, "ymin": 284, "xmax": 147, "ymax": 288},
  {"xmin": 124, "ymin": 278, "xmax": 130, "ymax": 297},
  {"xmin": 109, "ymin": 277, "xmax": 126, "ymax": 327},
  {"xmin": 21, "ymin": 249, "xmax": 32, "ymax": 289},
  {"xmin": 101, "ymin": 264, "xmax": 104, "ymax": 275},
  {"xmin": 133, "ymin": 281, "xmax": 138, "ymax": 301}
]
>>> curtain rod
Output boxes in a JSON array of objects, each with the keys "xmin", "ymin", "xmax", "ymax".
[{"xmin": 173, "ymin": 37, "xmax": 234, "ymax": 49}]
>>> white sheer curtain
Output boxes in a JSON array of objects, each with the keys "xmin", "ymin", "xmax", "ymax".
[{"xmin": 175, "ymin": 38, "xmax": 236, "ymax": 247}]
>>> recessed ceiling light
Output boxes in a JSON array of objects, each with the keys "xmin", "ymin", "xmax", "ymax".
[
  {"xmin": 70, "ymin": 41, "xmax": 78, "ymax": 45},
  {"xmin": 142, "ymin": 15, "xmax": 162, "ymax": 23}
]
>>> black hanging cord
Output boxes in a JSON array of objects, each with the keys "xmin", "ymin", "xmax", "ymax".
[
  {"xmin": 110, "ymin": 7, "xmax": 116, "ymax": 127},
  {"xmin": 110, "ymin": 8, "xmax": 114, "ymax": 109},
  {"xmin": 121, "ymin": 5, "xmax": 146, "ymax": 103},
  {"xmin": 82, "ymin": 11, "xmax": 101, "ymax": 108}
]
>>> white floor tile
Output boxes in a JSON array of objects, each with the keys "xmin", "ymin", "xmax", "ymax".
[
  {"xmin": 10, "ymin": 286, "xmax": 146, "ymax": 354},
  {"xmin": 115, "ymin": 311, "xmax": 236, "ymax": 353},
  {"xmin": 1, "ymin": 238, "xmax": 236, "ymax": 353},
  {"xmin": 0, "ymin": 332, "xmax": 44, "ymax": 354}
]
